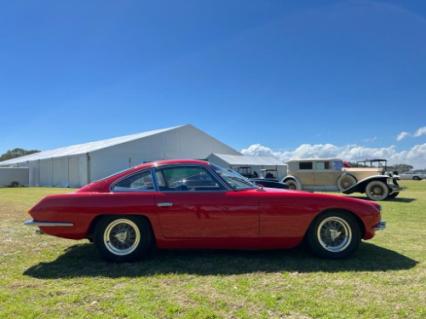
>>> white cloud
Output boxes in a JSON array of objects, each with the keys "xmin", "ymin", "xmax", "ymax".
[
  {"xmin": 241, "ymin": 143, "xmax": 426, "ymax": 168},
  {"xmin": 414, "ymin": 126, "xmax": 426, "ymax": 137},
  {"xmin": 396, "ymin": 131, "xmax": 410, "ymax": 141},
  {"xmin": 396, "ymin": 126, "xmax": 426, "ymax": 141}
]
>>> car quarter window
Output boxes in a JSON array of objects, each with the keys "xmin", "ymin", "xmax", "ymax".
[
  {"xmin": 299, "ymin": 162, "xmax": 313, "ymax": 170},
  {"xmin": 156, "ymin": 166, "xmax": 224, "ymax": 191},
  {"xmin": 314, "ymin": 161, "xmax": 330, "ymax": 170},
  {"xmin": 112, "ymin": 170, "xmax": 154, "ymax": 192}
]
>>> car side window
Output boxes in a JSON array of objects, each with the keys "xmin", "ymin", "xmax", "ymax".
[
  {"xmin": 314, "ymin": 161, "xmax": 330, "ymax": 170},
  {"xmin": 156, "ymin": 166, "xmax": 223, "ymax": 191},
  {"xmin": 299, "ymin": 162, "xmax": 313, "ymax": 170},
  {"xmin": 112, "ymin": 170, "xmax": 155, "ymax": 192}
]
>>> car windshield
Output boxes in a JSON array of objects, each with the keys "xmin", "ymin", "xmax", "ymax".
[{"xmin": 211, "ymin": 164, "xmax": 257, "ymax": 190}]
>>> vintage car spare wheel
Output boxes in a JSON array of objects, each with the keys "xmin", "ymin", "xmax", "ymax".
[
  {"xmin": 365, "ymin": 181, "xmax": 389, "ymax": 201},
  {"xmin": 337, "ymin": 174, "xmax": 357, "ymax": 191}
]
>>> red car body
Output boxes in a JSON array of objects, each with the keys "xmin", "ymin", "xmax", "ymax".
[{"xmin": 27, "ymin": 159, "xmax": 383, "ymax": 250}]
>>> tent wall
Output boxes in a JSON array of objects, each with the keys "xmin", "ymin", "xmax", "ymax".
[
  {"xmin": 52, "ymin": 157, "xmax": 68, "ymax": 187},
  {"xmin": 18, "ymin": 155, "xmax": 88, "ymax": 187},
  {"xmin": 1, "ymin": 125, "xmax": 241, "ymax": 187},
  {"xmin": 0, "ymin": 167, "xmax": 29, "ymax": 187},
  {"xmin": 89, "ymin": 125, "xmax": 240, "ymax": 182}
]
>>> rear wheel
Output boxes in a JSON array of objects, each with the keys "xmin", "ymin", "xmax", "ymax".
[
  {"xmin": 365, "ymin": 180, "xmax": 389, "ymax": 201},
  {"xmin": 94, "ymin": 216, "xmax": 154, "ymax": 262},
  {"xmin": 307, "ymin": 211, "xmax": 361, "ymax": 258},
  {"xmin": 285, "ymin": 179, "xmax": 299, "ymax": 190}
]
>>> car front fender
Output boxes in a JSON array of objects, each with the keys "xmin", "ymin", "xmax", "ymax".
[{"xmin": 342, "ymin": 175, "xmax": 390, "ymax": 194}]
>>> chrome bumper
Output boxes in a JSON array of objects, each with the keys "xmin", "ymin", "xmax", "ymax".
[
  {"xmin": 374, "ymin": 221, "xmax": 386, "ymax": 231},
  {"xmin": 24, "ymin": 219, "xmax": 74, "ymax": 227}
]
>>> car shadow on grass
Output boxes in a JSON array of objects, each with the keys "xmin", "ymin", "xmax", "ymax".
[{"xmin": 24, "ymin": 242, "xmax": 417, "ymax": 279}]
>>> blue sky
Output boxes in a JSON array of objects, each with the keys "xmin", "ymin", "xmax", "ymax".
[{"xmin": 0, "ymin": 1, "xmax": 425, "ymax": 166}]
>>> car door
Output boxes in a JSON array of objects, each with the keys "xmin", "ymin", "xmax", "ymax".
[
  {"xmin": 296, "ymin": 161, "xmax": 315, "ymax": 188},
  {"xmin": 154, "ymin": 165, "xmax": 259, "ymax": 239},
  {"xmin": 312, "ymin": 161, "xmax": 340, "ymax": 189}
]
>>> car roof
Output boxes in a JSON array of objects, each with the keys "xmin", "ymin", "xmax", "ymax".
[
  {"xmin": 287, "ymin": 158, "xmax": 342, "ymax": 163},
  {"xmin": 134, "ymin": 159, "xmax": 209, "ymax": 170}
]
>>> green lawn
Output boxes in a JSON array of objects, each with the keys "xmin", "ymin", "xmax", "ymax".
[{"xmin": 0, "ymin": 182, "xmax": 425, "ymax": 318}]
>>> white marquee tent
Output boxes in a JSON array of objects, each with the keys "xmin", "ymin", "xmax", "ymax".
[{"xmin": 0, "ymin": 125, "xmax": 240, "ymax": 187}]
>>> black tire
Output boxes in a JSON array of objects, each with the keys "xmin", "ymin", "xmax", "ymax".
[
  {"xmin": 387, "ymin": 192, "xmax": 399, "ymax": 199},
  {"xmin": 306, "ymin": 211, "xmax": 361, "ymax": 259},
  {"xmin": 337, "ymin": 174, "xmax": 357, "ymax": 192},
  {"xmin": 413, "ymin": 176, "xmax": 421, "ymax": 181},
  {"xmin": 285, "ymin": 179, "xmax": 299, "ymax": 190},
  {"xmin": 94, "ymin": 215, "xmax": 154, "ymax": 262},
  {"xmin": 365, "ymin": 180, "xmax": 389, "ymax": 201}
]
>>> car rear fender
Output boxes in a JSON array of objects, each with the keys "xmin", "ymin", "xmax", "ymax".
[
  {"xmin": 342, "ymin": 175, "xmax": 389, "ymax": 194},
  {"xmin": 87, "ymin": 214, "xmax": 156, "ymax": 242}
]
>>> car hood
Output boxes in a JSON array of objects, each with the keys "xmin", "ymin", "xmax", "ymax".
[{"xmin": 258, "ymin": 187, "xmax": 381, "ymax": 211}]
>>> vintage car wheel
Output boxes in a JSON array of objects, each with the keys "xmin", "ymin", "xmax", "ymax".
[
  {"xmin": 285, "ymin": 179, "xmax": 299, "ymax": 190},
  {"xmin": 337, "ymin": 174, "xmax": 357, "ymax": 191},
  {"xmin": 307, "ymin": 211, "xmax": 361, "ymax": 259},
  {"xmin": 94, "ymin": 216, "xmax": 153, "ymax": 262},
  {"xmin": 365, "ymin": 181, "xmax": 389, "ymax": 201}
]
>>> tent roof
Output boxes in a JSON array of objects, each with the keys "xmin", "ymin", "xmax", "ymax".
[
  {"xmin": 0, "ymin": 125, "xmax": 190, "ymax": 165},
  {"xmin": 210, "ymin": 153, "xmax": 284, "ymax": 166}
]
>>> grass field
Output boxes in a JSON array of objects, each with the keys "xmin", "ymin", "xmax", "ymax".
[{"xmin": 0, "ymin": 182, "xmax": 425, "ymax": 318}]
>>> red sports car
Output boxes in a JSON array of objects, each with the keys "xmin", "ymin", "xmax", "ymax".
[{"xmin": 25, "ymin": 159, "xmax": 385, "ymax": 262}]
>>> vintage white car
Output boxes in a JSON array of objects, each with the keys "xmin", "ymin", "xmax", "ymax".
[
  {"xmin": 399, "ymin": 170, "xmax": 426, "ymax": 181},
  {"xmin": 282, "ymin": 158, "xmax": 401, "ymax": 201}
]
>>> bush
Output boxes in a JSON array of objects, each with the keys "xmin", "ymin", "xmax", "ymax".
[{"xmin": 8, "ymin": 181, "xmax": 21, "ymax": 188}]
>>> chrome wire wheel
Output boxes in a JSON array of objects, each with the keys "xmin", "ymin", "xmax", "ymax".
[
  {"xmin": 317, "ymin": 216, "xmax": 352, "ymax": 253},
  {"xmin": 103, "ymin": 219, "xmax": 141, "ymax": 256}
]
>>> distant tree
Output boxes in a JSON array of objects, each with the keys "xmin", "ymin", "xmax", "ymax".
[{"xmin": 0, "ymin": 148, "xmax": 40, "ymax": 162}]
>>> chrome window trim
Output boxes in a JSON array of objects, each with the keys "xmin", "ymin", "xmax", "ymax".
[
  {"xmin": 110, "ymin": 169, "xmax": 156, "ymax": 193},
  {"xmin": 152, "ymin": 164, "xmax": 231, "ymax": 193},
  {"xmin": 209, "ymin": 163, "xmax": 257, "ymax": 191}
]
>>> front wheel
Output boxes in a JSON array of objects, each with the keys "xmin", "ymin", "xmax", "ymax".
[
  {"xmin": 365, "ymin": 180, "xmax": 389, "ymax": 201},
  {"xmin": 307, "ymin": 211, "xmax": 361, "ymax": 259},
  {"xmin": 94, "ymin": 216, "xmax": 154, "ymax": 262}
]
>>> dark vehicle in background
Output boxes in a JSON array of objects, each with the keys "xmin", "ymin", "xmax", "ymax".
[
  {"xmin": 237, "ymin": 167, "xmax": 288, "ymax": 189},
  {"xmin": 250, "ymin": 178, "xmax": 289, "ymax": 189}
]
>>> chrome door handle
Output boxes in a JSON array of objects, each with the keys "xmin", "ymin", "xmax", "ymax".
[{"xmin": 157, "ymin": 202, "xmax": 173, "ymax": 207}]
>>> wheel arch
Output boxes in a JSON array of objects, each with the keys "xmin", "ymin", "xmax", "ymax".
[
  {"xmin": 342, "ymin": 175, "xmax": 389, "ymax": 194},
  {"xmin": 87, "ymin": 214, "xmax": 156, "ymax": 242},
  {"xmin": 282, "ymin": 176, "xmax": 301, "ymax": 189},
  {"xmin": 305, "ymin": 208, "xmax": 366, "ymax": 239}
]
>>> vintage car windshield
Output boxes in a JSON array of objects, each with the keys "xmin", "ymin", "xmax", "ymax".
[{"xmin": 211, "ymin": 164, "xmax": 257, "ymax": 190}]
